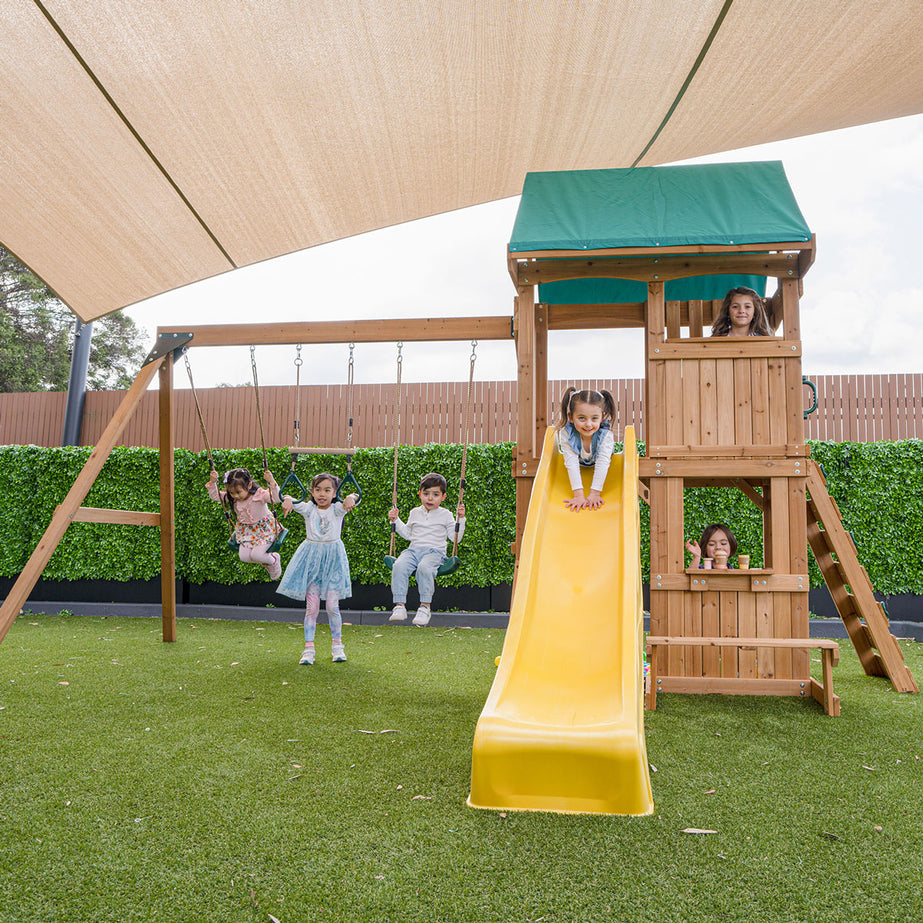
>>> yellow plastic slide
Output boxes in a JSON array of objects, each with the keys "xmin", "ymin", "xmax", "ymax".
[{"xmin": 468, "ymin": 426, "xmax": 653, "ymax": 815}]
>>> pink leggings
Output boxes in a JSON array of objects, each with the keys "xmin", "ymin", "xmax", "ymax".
[
  {"xmin": 303, "ymin": 585, "xmax": 342, "ymax": 645},
  {"xmin": 238, "ymin": 543, "xmax": 275, "ymax": 568}
]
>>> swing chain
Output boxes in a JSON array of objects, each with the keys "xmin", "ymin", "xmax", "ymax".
[
  {"xmin": 394, "ymin": 341, "xmax": 404, "ymax": 441},
  {"xmin": 249, "ymin": 345, "xmax": 269, "ymax": 472},
  {"xmin": 183, "ymin": 347, "xmax": 215, "ymax": 470},
  {"xmin": 388, "ymin": 342, "xmax": 404, "ymax": 558},
  {"xmin": 336, "ymin": 341, "xmax": 363, "ymax": 506},
  {"xmin": 346, "ymin": 342, "xmax": 355, "ymax": 449},
  {"xmin": 293, "ymin": 344, "xmax": 302, "ymax": 448},
  {"xmin": 183, "ymin": 347, "xmax": 235, "ymax": 537},
  {"xmin": 453, "ymin": 339, "xmax": 478, "ymax": 559}
]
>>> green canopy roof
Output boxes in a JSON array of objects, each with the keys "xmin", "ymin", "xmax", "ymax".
[
  {"xmin": 510, "ymin": 161, "xmax": 811, "ymax": 252},
  {"xmin": 509, "ymin": 161, "xmax": 811, "ymax": 304}
]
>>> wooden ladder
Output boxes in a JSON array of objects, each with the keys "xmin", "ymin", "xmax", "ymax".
[{"xmin": 805, "ymin": 460, "xmax": 917, "ymax": 693}]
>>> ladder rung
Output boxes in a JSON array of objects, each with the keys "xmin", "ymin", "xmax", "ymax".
[
  {"xmin": 828, "ymin": 584, "xmax": 856, "ymax": 612},
  {"xmin": 805, "ymin": 469, "xmax": 918, "ymax": 693}
]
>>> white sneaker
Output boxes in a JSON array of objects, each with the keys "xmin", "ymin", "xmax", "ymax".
[
  {"xmin": 389, "ymin": 604, "xmax": 408, "ymax": 622},
  {"xmin": 331, "ymin": 642, "xmax": 347, "ymax": 663},
  {"xmin": 299, "ymin": 647, "xmax": 315, "ymax": 665},
  {"xmin": 412, "ymin": 605, "xmax": 431, "ymax": 627},
  {"xmin": 268, "ymin": 553, "xmax": 282, "ymax": 580}
]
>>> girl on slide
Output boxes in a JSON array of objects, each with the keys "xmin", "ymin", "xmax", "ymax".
[{"xmin": 554, "ymin": 387, "xmax": 616, "ymax": 512}]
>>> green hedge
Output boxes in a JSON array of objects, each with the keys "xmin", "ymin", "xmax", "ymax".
[
  {"xmin": 1, "ymin": 444, "xmax": 516, "ymax": 588},
  {"xmin": 2, "ymin": 441, "xmax": 922, "ymax": 594}
]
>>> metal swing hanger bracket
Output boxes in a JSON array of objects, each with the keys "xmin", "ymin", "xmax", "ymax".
[{"xmin": 144, "ymin": 331, "xmax": 193, "ymax": 366}]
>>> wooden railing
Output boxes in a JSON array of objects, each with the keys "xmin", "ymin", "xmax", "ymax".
[{"xmin": 1, "ymin": 373, "xmax": 920, "ymax": 449}]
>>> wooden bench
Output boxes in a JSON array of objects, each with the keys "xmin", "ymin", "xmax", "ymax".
[{"xmin": 645, "ymin": 636, "xmax": 840, "ymax": 716}]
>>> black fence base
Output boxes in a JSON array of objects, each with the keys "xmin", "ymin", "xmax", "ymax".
[
  {"xmin": 1, "ymin": 577, "xmax": 512, "ymax": 616},
  {"xmin": 4, "ymin": 579, "xmax": 921, "ymax": 635}
]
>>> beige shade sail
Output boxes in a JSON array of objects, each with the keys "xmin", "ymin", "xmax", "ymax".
[{"xmin": 1, "ymin": 0, "xmax": 921, "ymax": 322}]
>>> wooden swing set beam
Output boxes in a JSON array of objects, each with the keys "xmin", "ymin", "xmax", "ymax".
[
  {"xmin": 288, "ymin": 447, "xmax": 358, "ymax": 456},
  {"xmin": 159, "ymin": 315, "xmax": 513, "ymax": 348}
]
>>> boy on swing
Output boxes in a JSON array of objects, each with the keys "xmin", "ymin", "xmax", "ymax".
[{"xmin": 388, "ymin": 472, "xmax": 465, "ymax": 626}]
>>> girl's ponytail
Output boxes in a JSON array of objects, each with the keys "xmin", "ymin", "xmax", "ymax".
[{"xmin": 558, "ymin": 387, "xmax": 577, "ymax": 428}]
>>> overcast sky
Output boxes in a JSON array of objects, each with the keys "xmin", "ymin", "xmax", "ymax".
[{"xmin": 128, "ymin": 113, "xmax": 922, "ymax": 390}]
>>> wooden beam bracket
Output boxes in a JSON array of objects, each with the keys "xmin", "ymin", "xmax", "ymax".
[
  {"xmin": 512, "ymin": 456, "xmax": 540, "ymax": 478},
  {"xmin": 143, "ymin": 331, "xmax": 193, "ymax": 365}
]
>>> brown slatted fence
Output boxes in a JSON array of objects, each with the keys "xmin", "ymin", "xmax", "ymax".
[{"xmin": 2, "ymin": 374, "xmax": 922, "ymax": 449}]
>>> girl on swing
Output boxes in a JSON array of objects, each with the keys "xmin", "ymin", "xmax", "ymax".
[{"xmin": 207, "ymin": 467, "xmax": 283, "ymax": 580}]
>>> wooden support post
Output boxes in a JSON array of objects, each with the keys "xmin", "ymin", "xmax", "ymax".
[
  {"xmin": 0, "ymin": 357, "xmax": 166, "ymax": 645},
  {"xmin": 534, "ymin": 302, "xmax": 548, "ymax": 455},
  {"xmin": 649, "ymin": 476, "xmax": 684, "ymax": 679},
  {"xmin": 516, "ymin": 285, "xmax": 536, "ymax": 461},
  {"xmin": 788, "ymin": 471, "xmax": 809, "ymax": 676},
  {"xmin": 645, "ymin": 282, "xmax": 666, "ymax": 447},
  {"xmin": 512, "ymin": 285, "xmax": 536, "ymax": 567},
  {"xmin": 159, "ymin": 356, "xmax": 177, "ymax": 642},
  {"xmin": 780, "ymin": 279, "xmax": 805, "ymax": 445}
]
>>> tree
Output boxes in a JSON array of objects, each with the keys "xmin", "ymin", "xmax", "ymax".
[{"xmin": 0, "ymin": 246, "xmax": 149, "ymax": 392}]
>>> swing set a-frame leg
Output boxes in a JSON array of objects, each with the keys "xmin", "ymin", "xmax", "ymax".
[{"xmin": 0, "ymin": 356, "xmax": 167, "ymax": 646}]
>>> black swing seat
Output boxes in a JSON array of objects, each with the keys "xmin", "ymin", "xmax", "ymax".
[{"xmin": 383, "ymin": 553, "xmax": 459, "ymax": 576}]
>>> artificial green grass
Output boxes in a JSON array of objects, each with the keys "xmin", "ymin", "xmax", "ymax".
[{"xmin": 1, "ymin": 613, "xmax": 921, "ymax": 923}]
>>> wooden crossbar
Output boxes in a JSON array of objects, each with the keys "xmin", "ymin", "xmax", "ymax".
[
  {"xmin": 646, "ymin": 636, "xmax": 840, "ymax": 716},
  {"xmin": 288, "ymin": 447, "xmax": 358, "ymax": 456},
  {"xmin": 70, "ymin": 507, "xmax": 161, "ymax": 526}
]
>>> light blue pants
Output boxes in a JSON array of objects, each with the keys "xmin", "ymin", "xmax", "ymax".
[{"xmin": 391, "ymin": 547, "xmax": 446, "ymax": 606}]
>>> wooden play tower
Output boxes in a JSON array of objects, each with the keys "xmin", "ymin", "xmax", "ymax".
[{"xmin": 507, "ymin": 162, "xmax": 917, "ymax": 713}]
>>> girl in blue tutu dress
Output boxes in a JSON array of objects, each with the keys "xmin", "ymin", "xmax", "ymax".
[{"xmin": 277, "ymin": 472, "xmax": 358, "ymax": 665}]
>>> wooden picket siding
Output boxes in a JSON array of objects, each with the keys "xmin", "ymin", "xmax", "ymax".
[{"xmin": 1, "ymin": 373, "xmax": 922, "ymax": 449}]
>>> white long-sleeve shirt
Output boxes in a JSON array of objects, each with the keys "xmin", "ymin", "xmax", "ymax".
[
  {"xmin": 393, "ymin": 505, "xmax": 465, "ymax": 550},
  {"xmin": 555, "ymin": 426, "xmax": 615, "ymax": 493}
]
